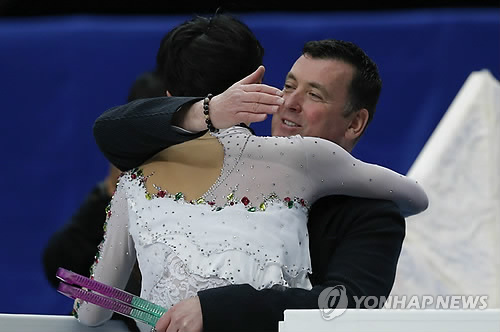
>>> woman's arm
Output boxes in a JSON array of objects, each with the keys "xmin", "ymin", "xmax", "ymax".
[
  {"xmin": 74, "ymin": 175, "xmax": 137, "ymax": 326},
  {"xmin": 303, "ymin": 137, "xmax": 428, "ymax": 217}
]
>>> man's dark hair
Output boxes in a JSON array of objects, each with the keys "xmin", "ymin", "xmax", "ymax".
[
  {"xmin": 156, "ymin": 14, "xmax": 264, "ymax": 97},
  {"xmin": 303, "ymin": 39, "xmax": 382, "ymax": 126}
]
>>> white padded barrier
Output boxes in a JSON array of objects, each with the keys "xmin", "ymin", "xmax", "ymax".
[
  {"xmin": 278, "ymin": 309, "xmax": 500, "ymax": 332},
  {"xmin": 391, "ymin": 69, "xmax": 500, "ymax": 308},
  {"xmin": 0, "ymin": 314, "xmax": 129, "ymax": 332},
  {"xmin": 2, "ymin": 310, "xmax": 499, "ymax": 332}
]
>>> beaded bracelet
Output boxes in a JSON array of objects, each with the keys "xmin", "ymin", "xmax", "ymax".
[{"xmin": 203, "ymin": 93, "xmax": 218, "ymax": 133}]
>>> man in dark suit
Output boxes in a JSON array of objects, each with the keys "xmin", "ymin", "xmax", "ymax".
[{"xmin": 93, "ymin": 37, "xmax": 407, "ymax": 332}]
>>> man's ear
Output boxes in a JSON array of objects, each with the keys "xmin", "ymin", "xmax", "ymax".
[{"xmin": 345, "ymin": 108, "xmax": 369, "ymax": 141}]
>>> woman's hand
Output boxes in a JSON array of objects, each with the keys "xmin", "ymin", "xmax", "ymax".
[
  {"xmin": 175, "ymin": 65, "xmax": 284, "ymax": 132},
  {"xmin": 209, "ymin": 65, "xmax": 284, "ymax": 129},
  {"xmin": 155, "ymin": 296, "xmax": 203, "ymax": 332}
]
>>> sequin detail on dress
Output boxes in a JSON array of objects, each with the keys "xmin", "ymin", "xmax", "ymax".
[{"xmin": 131, "ymin": 166, "xmax": 309, "ymax": 212}]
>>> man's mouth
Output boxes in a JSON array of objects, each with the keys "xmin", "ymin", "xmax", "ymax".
[{"xmin": 283, "ymin": 119, "xmax": 299, "ymax": 127}]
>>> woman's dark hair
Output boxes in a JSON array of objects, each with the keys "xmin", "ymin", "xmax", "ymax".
[{"xmin": 156, "ymin": 14, "xmax": 264, "ymax": 97}]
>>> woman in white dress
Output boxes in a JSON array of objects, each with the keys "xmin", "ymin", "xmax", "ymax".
[{"xmin": 74, "ymin": 125, "xmax": 427, "ymax": 326}]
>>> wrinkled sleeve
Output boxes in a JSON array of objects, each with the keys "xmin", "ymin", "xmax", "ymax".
[
  {"xmin": 74, "ymin": 176, "xmax": 136, "ymax": 326},
  {"xmin": 93, "ymin": 96, "xmax": 204, "ymax": 171}
]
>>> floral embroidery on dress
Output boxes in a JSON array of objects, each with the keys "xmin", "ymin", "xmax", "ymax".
[{"xmin": 125, "ymin": 167, "xmax": 309, "ymax": 213}]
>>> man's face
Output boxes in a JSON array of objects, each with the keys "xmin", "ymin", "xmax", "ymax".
[{"xmin": 271, "ymin": 55, "xmax": 355, "ymax": 150}]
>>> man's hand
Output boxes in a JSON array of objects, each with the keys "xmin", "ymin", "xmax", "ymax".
[
  {"xmin": 176, "ymin": 65, "xmax": 284, "ymax": 132},
  {"xmin": 155, "ymin": 296, "xmax": 203, "ymax": 332}
]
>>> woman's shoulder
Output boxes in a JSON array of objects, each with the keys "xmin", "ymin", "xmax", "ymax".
[{"xmin": 214, "ymin": 124, "xmax": 253, "ymax": 137}]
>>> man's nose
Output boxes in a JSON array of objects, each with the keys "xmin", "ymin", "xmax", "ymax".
[{"xmin": 283, "ymin": 91, "xmax": 302, "ymax": 113}]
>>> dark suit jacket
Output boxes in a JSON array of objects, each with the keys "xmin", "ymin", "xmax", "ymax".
[{"xmin": 93, "ymin": 97, "xmax": 406, "ymax": 332}]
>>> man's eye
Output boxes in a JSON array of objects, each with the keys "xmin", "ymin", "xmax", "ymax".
[
  {"xmin": 283, "ymin": 84, "xmax": 295, "ymax": 90},
  {"xmin": 309, "ymin": 92, "xmax": 322, "ymax": 100}
]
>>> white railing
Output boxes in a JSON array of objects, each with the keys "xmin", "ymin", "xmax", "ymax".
[
  {"xmin": 0, "ymin": 314, "xmax": 129, "ymax": 332},
  {"xmin": 279, "ymin": 309, "xmax": 500, "ymax": 332},
  {"xmin": 2, "ymin": 309, "xmax": 499, "ymax": 332}
]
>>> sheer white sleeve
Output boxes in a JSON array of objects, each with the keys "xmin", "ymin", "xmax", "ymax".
[
  {"xmin": 74, "ymin": 176, "xmax": 137, "ymax": 326},
  {"xmin": 302, "ymin": 137, "xmax": 429, "ymax": 217}
]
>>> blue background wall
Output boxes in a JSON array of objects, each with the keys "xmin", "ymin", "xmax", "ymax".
[{"xmin": 0, "ymin": 9, "xmax": 499, "ymax": 315}]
